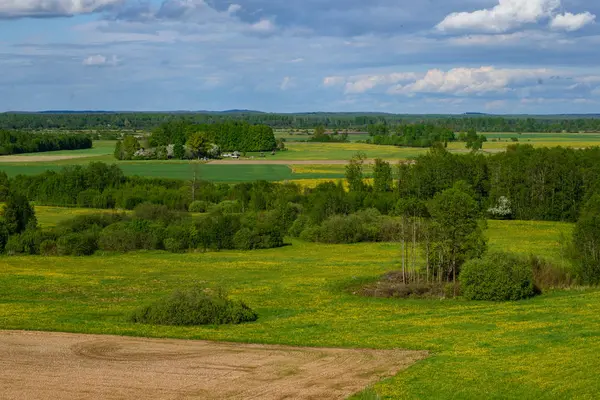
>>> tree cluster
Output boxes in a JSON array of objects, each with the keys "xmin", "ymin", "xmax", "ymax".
[
  {"xmin": 369, "ymin": 123, "xmax": 456, "ymax": 148},
  {"xmin": 150, "ymin": 121, "xmax": 276, "ymax": 153},
  {"xmin": 0, "ymin": 129, "xmax": 92, "ymax": 155}
]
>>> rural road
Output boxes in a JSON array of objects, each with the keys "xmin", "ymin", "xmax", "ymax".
[
  {"xmin": 209, "ymin": 159, "xmax": 386, "ymax": 165},
  {"xmin": 0, "ymin": 330, "xmax": 427, "ymax": 400}
]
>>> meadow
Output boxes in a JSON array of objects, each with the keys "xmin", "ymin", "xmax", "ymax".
[{"xmin": 0, "ymin": 211, "xmax": 598, "ymax": 399}]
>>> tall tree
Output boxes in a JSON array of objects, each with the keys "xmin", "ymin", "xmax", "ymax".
[
  {"xmin": 345, "ymin": 152, "xmax": 366, "ymax": 192},
  {"xmin": 3, "ymin": 193, "xmax": 37, "ymax": 235},
  {"xmin": 373, "ymin": 159, "xmax": 393, "ymax": 192},
  {"xmin": 427, "ymin": 182, "xmax": 487, "ymax": 293},
  {"xmin": 187, "ymin": 133, "xmax": 208, "ymax": 160},
  {"xmin": 572, "ymin": 194, "xmax": 600, "ymax": 284}
]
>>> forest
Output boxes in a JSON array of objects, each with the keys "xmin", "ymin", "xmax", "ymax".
[
  {"xmin": 0, "ymin": 129, "xmax": 92, "ymax": 155},
  {"xmin": 2, "ymin": 112, "xmax": 600, "ymax": 132}
]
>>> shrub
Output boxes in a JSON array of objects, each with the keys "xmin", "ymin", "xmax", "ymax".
[
  {"xmin": 98, "ymin": 221, "xmax": 165, "ymax": 252},
  {"xmin": 209, "ymin": 200, "xmax": 243, "ymax": 214},
  {"xmin": 0, "ymin": 219, "xmax": 10, "ymax": 253},
  {"xmin": 40, "ymin": 240, "xmax": 58, "ymax": 256},
  {"xmin": 129, "ymin": 286, "xmax": 258, "ymax": 326},
  {"xmin": 57, "ymin": 232, "xmax": 98, "ymax": 256},
  {"xmin": 58, "ymin": 213, "xmax": 126, "ymax": 233},
  {"xmin": 289, "ymin": 215, "xmax": 311, "ymax": 237},
  {"xmin": 189, "ymin": 200, "xmax": 211, "ymax": 213},
  {"xmin": 460, "ymin": 252, "xmax": 536, "ymax": 301},
  {"xmin": 164, "ymin": 238, "xmax": 185, "ymax": 253},
  {"xmin": 133, "ymin": 202, "xmax": 182, "ymax": 224},
  {"xmin": 5, "ymin": 235, "xmax": 24, "ymax": 255}
]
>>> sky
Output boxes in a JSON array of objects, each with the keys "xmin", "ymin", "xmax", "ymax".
[{"xmin": 0, "ymin": 0, "xmax": 599, "ymax": 114}]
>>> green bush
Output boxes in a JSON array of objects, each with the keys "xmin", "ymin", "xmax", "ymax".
[
  {"xmin": 57, "ymin": 232, "xmax": 98, "ymax": 256},
  {"xmin": 58, "ymin": 213, "xmax": 126, "ymax": 233},
  {"xmin": 164, "ymin": 238, "xmax": 185, "ymax": 253},
  {"xmin": 460, "ymin": 252, "xmax": 536, "ymax": 301},
  {"xmin": 129, "ymin": 286, "xmax": 258, "ymax": 326},
  {"xmin": 189, "ymin": 200, "xmax": 211, "ymax": 213},
  {"xmin": 40, "ymin": 240, "xmax": 58, "ymax": 256},
  {"xmin": 5, "ymin": 235, "xmax": 24, "ymax": 255}
]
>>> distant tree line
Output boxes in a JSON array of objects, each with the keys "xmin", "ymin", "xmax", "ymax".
[
  {"xmin": 0, "ymin": 130, "xmax": 92, "ymax": 155},
  {"xmin": 2, "ymin": 112, "xmax": 600, "ymax": 132},
  {"xmin": 367, "ymin": 123, "xmax": 456, "ymax": 147}
]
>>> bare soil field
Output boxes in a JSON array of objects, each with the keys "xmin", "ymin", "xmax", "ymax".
[
  {"xmin": 0, "ymin": 330, "xmax": 427, "ymax": 400},
  {"xmin": 0, "ymin": 155, "xmax": 90, "ymax": 163}
]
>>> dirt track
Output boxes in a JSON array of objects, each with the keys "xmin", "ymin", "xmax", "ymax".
[
  {"xmin": 208, "ymin": 159, "xmax": 385, "ymax": 165},
  {"xmin": 0, "ymin": 155, "xmax": 90, "ymax": 163},
  {"xmin": 209, "ymin": 159, "xmax": 356, "ymax": 165},
  {"xmin": 0, "ymin": 330, "xmax": 427, "ymax": 400}
]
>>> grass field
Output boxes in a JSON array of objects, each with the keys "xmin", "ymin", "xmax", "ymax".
[
  {"xmin": 1, "ymin": 133, "xmax": 600, "ymax": 182},
  {"xmin": 1, "ymin": 216, "xmax": 598, "ymax": 399}
]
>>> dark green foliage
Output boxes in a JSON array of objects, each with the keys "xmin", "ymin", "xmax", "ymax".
[
  {"xmin": 345, "ymin": 153, "xmax": 366, "ymax": 193},
  {"xmin": 151, "ymin": 121, "xmax": 276, "ymax": 152},
  {"xmin": 58, "ymin": 213, "xmax": 126, "ymax": 233},
  {"xmin": 372, "ymin": 159, "xmax": 393, "ymax": 192},
  {"xmin": 0, "ymin": 129, "xmax": 92, "ymax": 155},
  {"xmin": 2, "ymin": 193, "xmax": 37, "ymax": 235},
  {"xmin": 189, "ymin": 200, "xmax": 211, "ymax": 213},
  {"xmin": 371, "ymin": 124, "xmax": 455, "ymax": 147},
  {"xmin": 133, "ymin": 203, "xmax": 184, "ymax": 225},
  {"xmin": 0, "ymin": 219, "xmax": 9, "ymax": 253},
  {"xmin": 2, "ymin": 112, "xmax": 600, "ymax": 133},
  {"xmin": 571, "ymin": 194, "xmax": 600, "ymax": 284},
  {"xmin": 4, "ymin": 235, "xmax": 23, "ymax": 255},
  {"xmin": 297, "ymin": 209, "xmax": 403, "ymax": 244},
  {"xmin": 40, "ymin": 240, "xmax": 58, "ymax": 256},
  {"xmin": 461, "ymin": 252, "xmax": 537, "ymax": 301},
  {"xmin": 57, "ymin": 232, "xmax": 99, "ymax": 256},
  {"xmin": 427, "ymin": 182, "xmax": 487, "ymax": 282},
  {"xmin": 129, "ymin": 286, "xmax": 258, "ymax": 326}
]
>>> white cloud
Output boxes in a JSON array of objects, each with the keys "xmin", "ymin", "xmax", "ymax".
[
  {"xmin": 344, "ymin": 73, "xmax": 419, "ymax": 94},
  {"xmin": 0, "ymin": 0, "xmax": 122, "ymax": 18},
  {"xmin": 83, "ymin": 54, "xmax": 119, "ymax": 67},
  {"xmin": 227, "ymin": 4, "xmax": 241, "ymax": 14},
  {"xmin": 550, "ymin": 12, "xmax": 596, "ymax": 31},
  {"xmin": 323, "ymin": 76, "xmax": 346, "ymax": 87},
  {"xmin": 388, "ymin": 66, "xmax": 549, "ymax": 96},
  {"xmin": 249, "ymin": 19, "xmax": 276, "ymax": 33},
  {"xmin": 436, "ymin": 0, "xmax": 594, "ymax": 33},
  {"xmin": 280, "ymin": 76, "xmax": 292, "ymax": 90}
]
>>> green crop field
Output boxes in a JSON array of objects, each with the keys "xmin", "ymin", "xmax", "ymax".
[
  {"xmin": 0, "ymin": 163, "xmax": 345, "ymax": 181},
  {"xmin": 1, "ymin": 133, "xmax": 600, "ymax": 183},
  {"xmin": 1, "ymin": 217, "xmax": 598, "ymax": 399}
]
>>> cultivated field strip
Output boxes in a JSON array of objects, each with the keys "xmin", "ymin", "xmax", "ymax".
[{"xmin": 0, "ymin": 330, "xmax": 427, "ymax": 400}]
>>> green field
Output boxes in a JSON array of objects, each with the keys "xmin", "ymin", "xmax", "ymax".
[
  {"xmin": 1, "ymin": 217, "xmax": 598, "ymax": 399},
  {"xmin": 1, "ymin": 133, "xmax": 600, "ymax": 182}
]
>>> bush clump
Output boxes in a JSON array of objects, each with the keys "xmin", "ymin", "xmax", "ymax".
[
  {"xmin": 460, "ymin": 252, "xmax": 537, "ymax": 301},
  {"xmin": 130, "ymin": 286, "xmax": 258, "ymax": 326}
]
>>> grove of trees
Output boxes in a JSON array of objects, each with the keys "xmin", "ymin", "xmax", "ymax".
[{"xmin": 0, "ymin": 130, "xmax": 92, "ymax": 155}]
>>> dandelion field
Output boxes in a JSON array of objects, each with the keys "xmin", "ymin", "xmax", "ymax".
[{"xmin": 1, "ymin": 216, "xmax": 599, "ymax": 399}]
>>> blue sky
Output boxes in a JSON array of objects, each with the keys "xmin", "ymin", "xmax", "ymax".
[{"xmin": 1, "ymin": 0, "xmax": 599, "ymax": 113}]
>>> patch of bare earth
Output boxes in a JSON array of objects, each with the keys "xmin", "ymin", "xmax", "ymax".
[
  {"xmin": 0, "ymin": 330, "xmax": 427, "ymax": 400},
  {"xmin": 0, "ymin": 155, "xmax": 90, "ymax": 163},
  {"xmin": 208, "ymin": 159, "xmax": 354, "ymax": 165}
]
